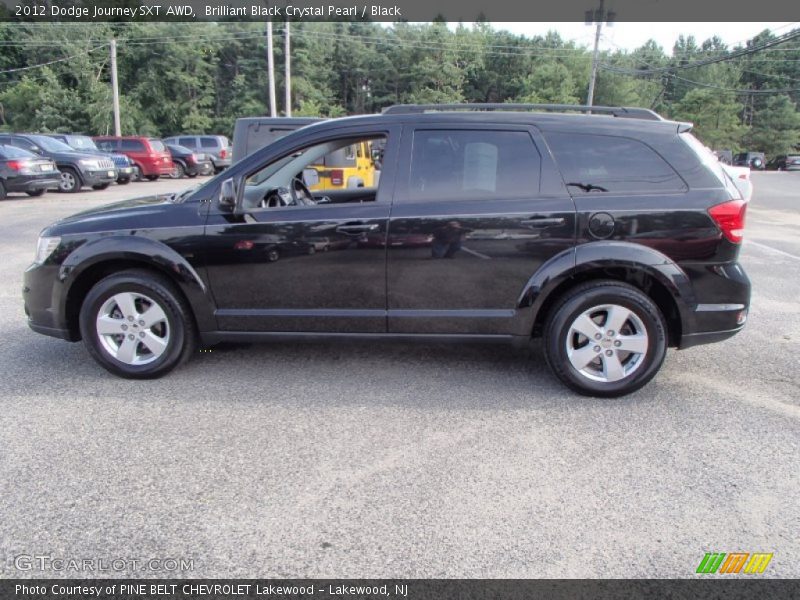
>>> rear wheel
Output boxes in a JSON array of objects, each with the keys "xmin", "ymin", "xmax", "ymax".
[
  {"xmin": 79, "ymin": 270, "xmax": 197, "ymax": 378},
  {"xmin": 170, "ymin": 162, "xmax": 185, "ymax": 179},
  {"xmin": 26, "ymin": 189, "xmax": 46, "ymax": 197},
  {"xmin": 145, "ymin": 174, "xmax": 159, "ymax": 181},
  {"xmin": 58, "ymin": 167, "xmax": 81, "ymax": 193},
  {"xmin": 543, "ymin": 281, "xmax": 667, "ymax": 397}
]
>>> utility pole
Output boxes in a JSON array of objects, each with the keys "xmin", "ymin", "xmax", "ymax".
[
  {"xmin": 266, "ymin": 21, "xmax": 277, "ymax": 117},
  {"xmin": 284, "ymin": 21, "xmax": 291, "ymax": 117},
  {"xmin": 110, "ymin": 38, "xmax": 121, "ymax": 136},
  {"xmin": 585, "ymin": 0, "xmax": 615, "ymax": 107}
]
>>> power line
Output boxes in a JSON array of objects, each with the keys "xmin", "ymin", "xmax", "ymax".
[{"xmin": 0, "ymin": 45, "xmax": 106, "ymax": 74}]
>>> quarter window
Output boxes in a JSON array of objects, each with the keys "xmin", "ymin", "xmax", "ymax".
[
  {"xmin": 408, "ymin": 130, "xmax": 540, "ymax": 202},
  {"xmin": 546, "ymin": 133, "xmax": 686, "ymax": 194}
]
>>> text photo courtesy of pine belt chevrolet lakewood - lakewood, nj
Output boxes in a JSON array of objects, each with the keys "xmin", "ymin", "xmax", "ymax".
[{"xmin": 1, "ymin": 0, "xmax": 800, "ymax": 598}]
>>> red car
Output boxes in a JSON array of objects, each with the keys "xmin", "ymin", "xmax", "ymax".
[{"xmin": 93, "ymin": 136, "xmax": 172, "ymax": 180}]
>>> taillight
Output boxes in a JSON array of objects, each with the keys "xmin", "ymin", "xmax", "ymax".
[
  {"xmin": 7, "ymin": 160, "xmax": 23, "ymax": 171},
  {"xmin": 330, "ymin": 169, "xmax": 343, "ymax": 186},
  {"xmin": 187, "ymin": 154, "xmax": 197, "ymax": 165},
  {"xmin": 708, "ymin": 199, "xmax": 747, "ymax": 243},
  {"xmin": 738, "ymin": 173, "xmax": 748, "ymax": 180},
  {"xmin": 219, "ymin": 148, "xmax": 227, "ymax": 158}
]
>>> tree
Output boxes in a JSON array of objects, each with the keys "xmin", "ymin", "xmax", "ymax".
[
  {"xmin": 746, "ymin": 94, "xmax": 800, "ymax": 155},
  {"xmin": 672, "ymin": 88, "xmax": 745, "ymax": 149}
]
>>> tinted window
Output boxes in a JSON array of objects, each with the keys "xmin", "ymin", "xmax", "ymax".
[
  {"xmin": 200, "ymin": 137, "xmax": 219, "ymax": 149},
  {"xmin": 408, "ymin": 130, "xmax": 540, "ymax": 201},
  {"xmin": 121, "ymin": 139, "xmax": 144, "ymax": 151},
  {"xmin": 96, "ymin": 140, "xmax": 118, "ymax": 151},
  {"xmin": 179, "ymin": 137, "xmax": 195, "ymax": 147},
  {"xmin": 547, "ymin": 133, "xmax": 686, "ymax": 194},
  {"xmin": 0, "ymin": 144, "xmax": 36, "ymax": 159}
]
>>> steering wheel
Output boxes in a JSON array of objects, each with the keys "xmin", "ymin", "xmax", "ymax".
[{"xmin": 290, "ymin": 176, "xmax": 316, "ymax": 206}]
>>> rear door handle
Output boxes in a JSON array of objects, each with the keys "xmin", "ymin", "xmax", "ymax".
[
  {"xmin": 336, "ymin": 222, "xmax": 379, "ymax": 234},
  {"xmin": 525, "ymin": 217, "xmax": 566, "ymax": 228}
]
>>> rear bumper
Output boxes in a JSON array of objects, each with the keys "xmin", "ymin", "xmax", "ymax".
[
  {"xmin": 678, "ymin": 262, "xmax": 751, "ymax": 349},
  {"xmin": 212, "ymin": 157, "xmax": 232, "ymax": 169},
  {"xmin": 138, "ymin": 161, "xmax": 174, "ymax": 176},
  {"xmin": 6, "ymin": 175, "xmax": 60, "ymax": 192}
]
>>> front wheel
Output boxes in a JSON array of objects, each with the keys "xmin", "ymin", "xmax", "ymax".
[
  {"xmin": 543, "ymin": 281, "xmax": 667, "ymax": 397},
  {"xmin": 58, "ymin": 167, "xmax": 82, "ymax": 193},
  {"xmin": 27, "ymin": 189, "xmax": 46, "ymax": 197},
  {"xmin": 79, "ymin": 270, "xmax": 197, "ymax": 378},
  {"xmin": 145, "ymin": 174, "xmax": 160, "ymax": 181}
]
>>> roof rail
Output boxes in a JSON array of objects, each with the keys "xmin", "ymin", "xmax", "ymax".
[{"xmin": 382, "ymin": 103, "xmax": 663, "ymax": 121}]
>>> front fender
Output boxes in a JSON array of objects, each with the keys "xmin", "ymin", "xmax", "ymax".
[
  {"xmin": 515, "ymin": 241, "xmax": 696, "ymax": 337},
  {"xmin": 58, "ymin": 235, "xmax": 216, "ymax": 332}
]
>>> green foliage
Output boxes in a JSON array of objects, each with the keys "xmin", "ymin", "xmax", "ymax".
[{"xmin": 0, "ymin": 21, "xmax": 797, "ymax": 157}]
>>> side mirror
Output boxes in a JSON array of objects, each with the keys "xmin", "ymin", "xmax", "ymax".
[
  {"xmin": 302, "ymin": 168, "xmax": 319, "ymax": 188},
  {"xmin": 219, "ymin": 178, "xmax": 237, "ymax": 211}
]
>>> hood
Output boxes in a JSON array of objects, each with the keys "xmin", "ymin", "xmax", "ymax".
[
  {"xmin": 45, "ymin": 194, "xmax": 179, "ymax": 236},
  {"xmin": 44, "ymin": 149, "xmax": 105, "ymax": 163}
]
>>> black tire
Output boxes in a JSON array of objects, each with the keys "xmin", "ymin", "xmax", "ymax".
[
  {"xmin": 78, "ymin": 269, "xmax": 197, "ymax": 379},
  {"xmin": 543, "ymin": 280, "xmax": 668, "ymax": 398},
  {"xmin": 267, "ymin": 249, "xmax": 280, "ymax": 262},
  {"xmin": 145, "ymin": 174, "xmax": 160, "ymax": 181},
  {"xmin": 92, "ymin": 183, "xmax": 111, "ymax": 190},
  {"xmin": 187, "ymin": 172, "xmax": 198, "ymax": 178},
  {"xmin": 117, "ymin": 177, "xmax": 131, "ymax": 185},
  {"xmin": 26, "ymin": 189, "xmax": 46, "ymax": 197},
  {"xmin": 0, "ymin": 180, "xmax": 6, "ymax": 200},
  {"xmin": 132, "ymin": 166, "xmax": 143, "ymax": 182},
  {"xmin": 58, "ymin": 167, "xmax": 82, "ymax": 193},
  {"xmin": 170, "ymin": 162, "xmax": 185, "ymax": 179}
]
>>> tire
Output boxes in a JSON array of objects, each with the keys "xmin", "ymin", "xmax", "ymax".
[
  {"xmin": 145, "ymin": 175, "xmax": 160, "ymax": 181},
  {"xmin": 543, "ymin": 280, "xmax": 668, "ymax": 398},
  {"xmin": 92, "ymin": 183, "xmax": 111, "ymax": 190},
  {"xmin": 267, "ymin": 249, "xmax": 280, "ymax": 262},
  {"xmin": 26, "ymin": 189, "xmax": 46, "ymax": 197},
  {"xmin": 132, "ymin": 166, "xmax": 143, "ymax": 182},
  {"xmin": 170, "ymin": 162, "xmax": 185, "ymax": 179},
  {"xmin": 0, "ymin": 180, "xmax": 6, "ymax": 200},
  {"xmin": 78, "ymin": 269, "xmax": 197, "ymax": 379},
  {"xmin": 58, "ymin": 167, "xmax": 82, "ymax": 193},
  {"xmin": 187, "ymin": 172, "xmax": 198, "ymax": 178},
  {"xmin": 117, "ymin": 177, "xmax": 131, "ymax": 185}
]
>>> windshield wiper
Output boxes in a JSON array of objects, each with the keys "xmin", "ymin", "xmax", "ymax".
[{"xmin": 567, "ymin": 182, "xmax": 608, "ymax": 193}]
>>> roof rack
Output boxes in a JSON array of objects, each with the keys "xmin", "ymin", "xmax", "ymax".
[{"xmin": 382, "ymin": 103, "xmax": 663, "ymax": 121}]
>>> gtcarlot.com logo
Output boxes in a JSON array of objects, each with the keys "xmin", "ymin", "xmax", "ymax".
[
  {"xmin": 14, "ymin": 554, "xmax": 194, "ymax": 572},
  {"xmin": 696, "ymin": 552, "xmax": 773, "ymax": 574}
]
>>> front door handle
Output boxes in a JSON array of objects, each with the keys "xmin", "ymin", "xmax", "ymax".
[
  {"xmin": 336, "ymin": 222, "xmax": 379, "ymax": 234},
  {"xmin": 525, "ymin": 217, "xmax": 566, "ymax": 228}
]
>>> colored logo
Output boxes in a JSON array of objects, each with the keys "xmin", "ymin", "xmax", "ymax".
[{"xmin": 696, "ymin": 552, "xmax": 773, "ymax": 574}]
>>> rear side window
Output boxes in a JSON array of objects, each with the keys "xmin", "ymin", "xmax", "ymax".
[
  {"xmin": 200, "ymin": 137, "xmax": 219, "ymax": 149},
  {"xmin": 179, "ymin": 137, "xmax": 195, "ymax": 147},
  {"xmin": 546, "ymin": 133, "xmax": 686, "ymax": 194},
  {"xmin": 408, "ymin": 130, "xmax": 540, "ymax": 201},
  {"xmin": 121, "ymin": 139, "xmax": 144, "ymax": 151}
]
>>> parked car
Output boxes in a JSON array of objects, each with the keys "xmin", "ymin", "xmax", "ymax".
[
  {"xmin": 93, "ymin": 136, "xmax": 172, "ymax": 181},
  {"xmin": 0, "ymin": 144, "xmax": 60, "ymax": 199},
  {"xmin": 766, "ymin": 154, "xmax": 800, "ymax": 171},
  {"xmin": 733, "ymin": 152, "xmax": 766, "ymax": 170},
  {"xmin": 0, "ymin": 133, "xmax": 116, "ymax": 193},
  {"xmin": 165, "ymin": 144, "xmax": 212, "ymax": 179},
  {"xmin": 721, "ymin": 163, "xmax": 753, "ymax": 202},
  {"xmin": 45, "ymin": 134, "xmax": 135, "ymax": 185},
  {"xmin": 231, "ymin": 117, "xmax": 322, "ymax": 162},
  {"xmin": 23, "ymin": 103, "xmax": 750, "ymax": 397},
  {"xmin": 712, "ymin": 149, "xmax": 732, "ymax": 165},
  {"xmin": 163, "ymin": 135, "xmax": 232, "ymax": 173}
]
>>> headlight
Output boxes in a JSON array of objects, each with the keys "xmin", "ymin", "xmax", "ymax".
[
  {"xmin": 34, "ymin": 236, "xmax": 61, "ymax": 265},
  {"xmin": 79, "ymin": 159, "xmax": 101, "ymax": 169}
]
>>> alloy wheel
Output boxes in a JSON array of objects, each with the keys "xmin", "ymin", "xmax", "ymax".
[{"xmin": 95, "ymin": 292, "xmax": 170, "ymax": 365}]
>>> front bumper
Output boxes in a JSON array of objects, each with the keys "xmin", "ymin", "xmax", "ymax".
[
  {"xmin": 23, "ymin": 262, "xmax": 78, "ymax": 342},
  {"xmin": 81, "ymin": 168, "xmax": 118, "ymax": 186},
  {"xmin": 6, "ymin": 174, "xmax": 60, "ymax": 192},
  {"xmin": 116, "ymin": 166, "xmax": 134, "ymax": 179}
]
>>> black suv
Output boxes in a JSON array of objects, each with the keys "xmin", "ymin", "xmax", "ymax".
[{"xmin": 23, "ymin": 104, "xmax": 751, "ymax": 397}]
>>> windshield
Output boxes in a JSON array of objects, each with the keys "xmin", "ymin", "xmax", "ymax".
[
  {"xmin": 29, "ymin": 135, "xmax": 75, "ymax": 153},
  {"xmin": 66, "ymin": 135, "xmax": 98, "ymax": 151}
]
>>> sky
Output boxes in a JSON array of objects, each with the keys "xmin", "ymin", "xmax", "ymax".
[{"xmin": 492, "ymin": 22, "xmax": 795, "ymax": 52}]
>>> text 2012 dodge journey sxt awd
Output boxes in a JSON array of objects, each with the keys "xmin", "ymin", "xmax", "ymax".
[{"xmin": 23, "ymin": 104, "xmax": 750, "ymax": 396}]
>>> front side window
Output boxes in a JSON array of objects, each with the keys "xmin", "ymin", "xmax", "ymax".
[
  {"xmin": 96, "ymin": 140, "xmax": 117, "ymax": 152},
  {"xmin": 407, "ymin": 130, "xmax": 540, "ymax": 202},
  {"xmin": 200, "ymin": 137, "xmax": 218, "ymax": 149},
  {"xmin": 241, "ymin": 135, "xmax": 386, "ymax": 210},
  {"xmin": 179, "ymin": 137, "xmax": 195, "ymax": 147},
  {"xmin": 546, "ymin": 133, "xmax": 686, "ymax": 194}
]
